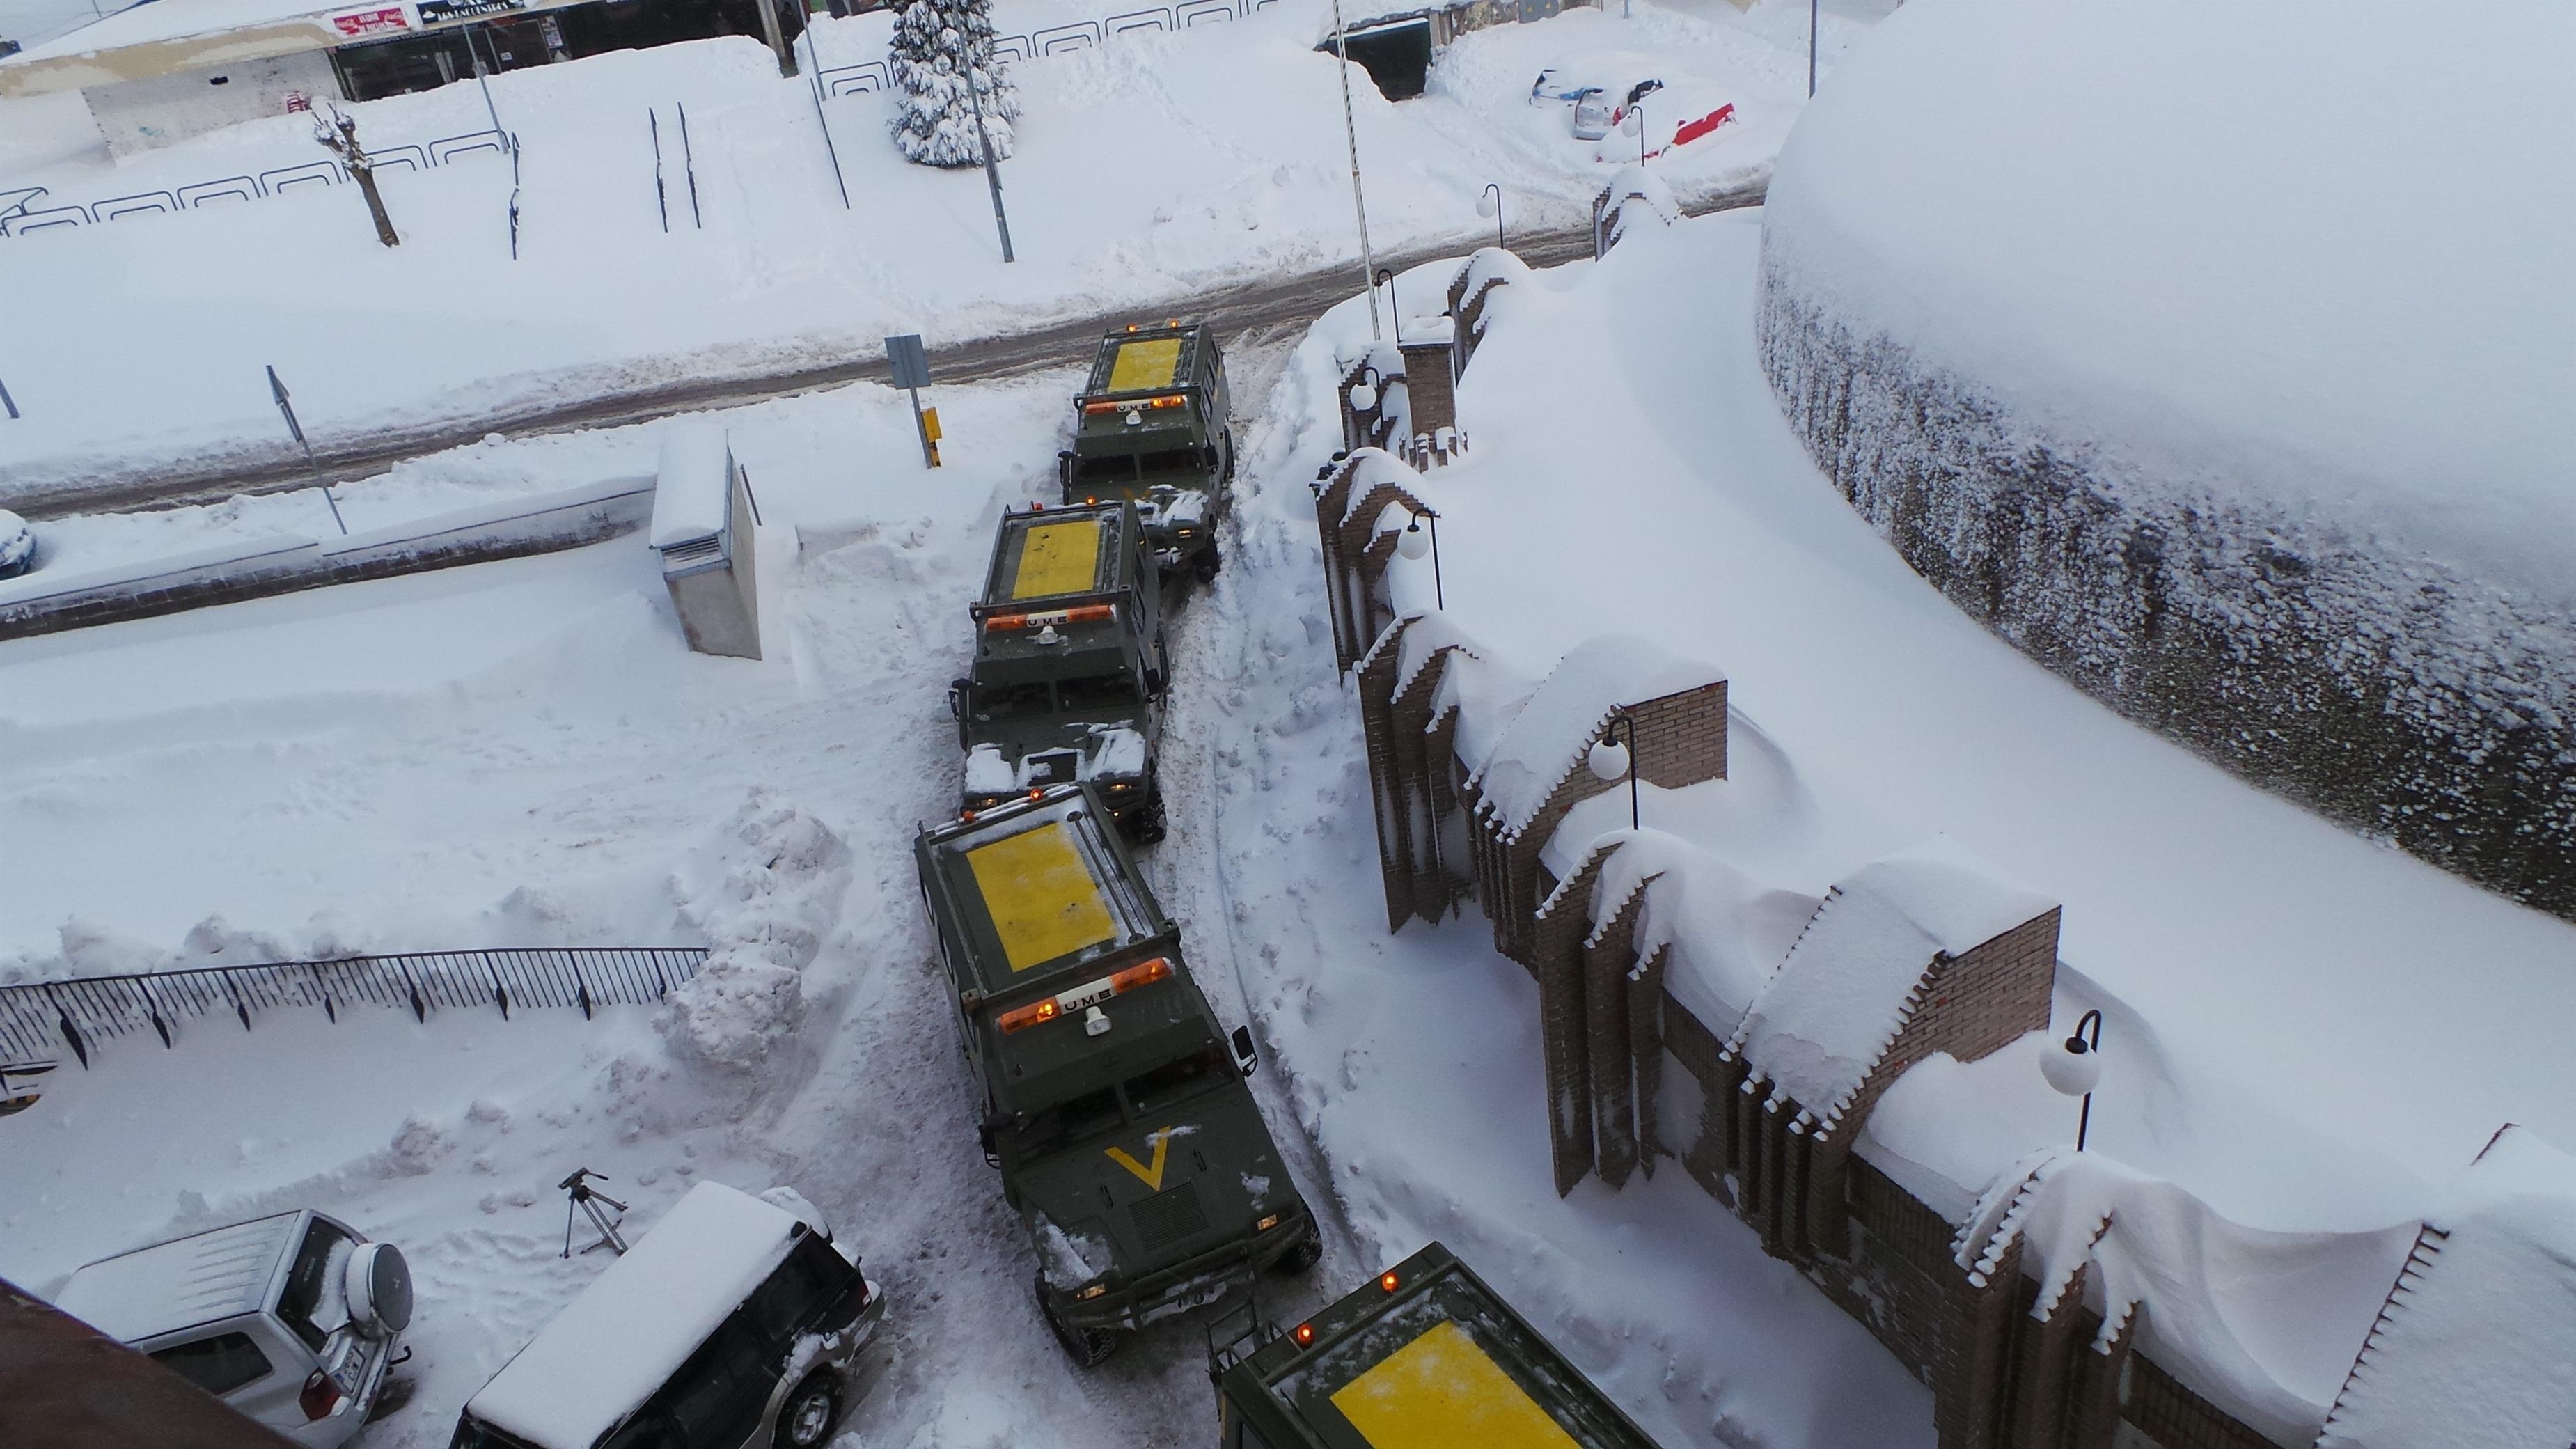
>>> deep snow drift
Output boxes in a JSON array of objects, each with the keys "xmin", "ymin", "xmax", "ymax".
[{"xmin": 1754, "ymin": 0, "xmax": 2576, "ymax": 918}]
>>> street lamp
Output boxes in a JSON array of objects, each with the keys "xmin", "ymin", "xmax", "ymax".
[
  {"xmin": 1347, "ymin": 364, "xmax": 1384, "ymax": 414},
  {"xmin": 1808, "ymin": 0, "xmax": 1819, "ymax": 99},
  {"xmin": 1397, "ymin": 506, "xmax": 1443, "ymax": 609},
  {"xmin": 1621, "ymin": 102, "xmax": 1649, "ymax": 167},
  {"xmin": 1328, "ymin": 0, "xmax": 1381, "ymax": 340},
  {"xmin": 1374, "ymin": 268, "xmax": 1404, "ymax": 347},
  {"xmin": 1587, "ymin": 712, "xmax": 1640, "ymax": 831},
  {"xmin": 1477, "ymin": 184, "xmax": 1504, "ymax": 251},
  {"xmin": 2041, "ymin": 1009, "xmax": 2105, "ymax": 1152}
]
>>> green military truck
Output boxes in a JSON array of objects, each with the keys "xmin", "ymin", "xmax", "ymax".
[
  {"xmin": 914, "ymin": 783, "xmax": 1322, "ymax": 1364},
  {"xmin": 1209, "ymin": 1242, "xmax": 1665, "ymax": 1449},
  {"xmin": 1058, "ymin": 320, "xmax": 1233, "ymax": 583},
  {"xmin": 951, "ymin": 500, "xmax": 1170, "ymax": 841}
]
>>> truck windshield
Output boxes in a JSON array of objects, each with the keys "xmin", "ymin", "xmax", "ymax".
[
  {"xmin": 1074, "ymin": 454, "xmax": 1142, "ymax": 484},
  {"xmin": 1124, "ymin": 1047, "xmax": 1232, "ymax": 1115},
  {"xmin": 1135, "ymin": 448, "xmax": 1203, "ymax": 478},
  {"xmin": 450, "ymin": 1416, "xmax": 546, "ymax": 1449},
  {"xmin": 1058, "ymin": 675, "xmax": 1140, "ymax": 712},
  {"xmin": 1012, "ymin": 1086, "xmax": 1124, "ymax": 1155},
  {"xmin": 972, "ymin": 682, "xmax": 1054, "ymax": 721}
]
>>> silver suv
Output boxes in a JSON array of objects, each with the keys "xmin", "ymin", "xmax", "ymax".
[{"xmin": 54, "ymin": 1210, "xmax": 411, "ymax": 1446}]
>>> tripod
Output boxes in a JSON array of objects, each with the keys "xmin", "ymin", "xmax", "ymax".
[{"xmin": 559, "ymin": 1168, "xmax": 630, "ymax": 1258}]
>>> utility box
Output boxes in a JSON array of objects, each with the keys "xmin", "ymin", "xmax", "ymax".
[{"xmin": 651, "ymin": 427, "xmax": 761, "ymax": 660}]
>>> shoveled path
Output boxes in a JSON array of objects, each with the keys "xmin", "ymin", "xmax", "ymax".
[{"xmin": 11, "ymin": 183, "xmax": 1762, "ymax": 521}]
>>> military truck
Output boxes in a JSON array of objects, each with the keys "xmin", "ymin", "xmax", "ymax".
[
  {"xmin": 914, "ymin": 783, "xmax": 1322, "ymax": 1364},
  {"xmin": 1058, "ymin": 321, "xmax": 1233, "ymax": 583},
  {"xmin": 952, "ymin": 499, "xmax": 1170, "ymax": 841},
  {"xmin": 1209, "ymin": 1241, "xmax": 1667, "ymax": 1449}
]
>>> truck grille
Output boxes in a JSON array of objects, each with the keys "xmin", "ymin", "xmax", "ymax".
[{"xmin": 1131, "ymin": 1183, "xmax": 1208, "ymax": 1250}]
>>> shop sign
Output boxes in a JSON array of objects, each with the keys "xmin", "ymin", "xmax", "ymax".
[
  {"xmin": 417, "ymin": 0, "xmax": 526, "ymax": 22},
  {"xmin": 329, "ymin": 4, "xmax": 411, "ymax": 36}
]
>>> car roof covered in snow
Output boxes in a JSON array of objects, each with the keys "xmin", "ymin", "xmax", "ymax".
[
  {"xmin": 465, "ymin": 1182, "xmax": 801, "ymax": 1449},
  {"xmin": 54, "ymin": 1211, "xmax": 305, "ymax": 1345}
]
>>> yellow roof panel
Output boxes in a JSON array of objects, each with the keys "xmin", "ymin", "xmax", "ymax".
[
  {"xmin": 1330, "ymin": 1321, "xmax": 1580, "ymax": 1449},
  {"xmin": 1107, "ymin": 336, "xmax": 1184, "ymax": 394},
  {"xmin": 1012, "ymin": 519, "xmax": 1104, "ymax": 601},
  {"xmin": 968, "ymin": 822, "xmax": 1116, "ymax": 972}
]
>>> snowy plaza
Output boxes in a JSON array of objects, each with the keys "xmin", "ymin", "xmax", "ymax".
[{"xmin": 1, "ymin": 3, "xmax": 2570, "ymax": 1449}]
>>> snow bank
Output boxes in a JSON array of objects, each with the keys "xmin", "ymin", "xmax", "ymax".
[
  {"xmin": 660, "ymin": 792, "xmax": 853, "ymax": 1072},
  {"xmin": 1731, "ymin": 837, "xmax": 2051, "ymax": 1127},
  {"xmin": 1757, "ymin": 0, "xmax": 2576, "ymax": 918},
  {"xmin": 2318, "ymin": 1127, "xmax": 2576, "ymax": 1449}
]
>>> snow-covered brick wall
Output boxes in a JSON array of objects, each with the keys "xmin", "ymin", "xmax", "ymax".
[
  {"xmin": 1731, "ymin": 836, "xmax": 2053, "ymax": 1129},
  {"xmin": 1548, "ymin": 826, "xmax": 1816, "ymax": 1040},
  {"xmin": 1468, "ymin": 632, "xmax": 1723, "ymax": 840},
  {"xmin": 1756, "ymin": 1, "xmax": 2576, "ymax": 921},
  {"xmin": 1957, "ymin": 1150, "xmax": 2418, "ymax": 1448},
  {"xmin": 2316, "ymin": 1126, "xmax": 2576, "ymax": 1449}
]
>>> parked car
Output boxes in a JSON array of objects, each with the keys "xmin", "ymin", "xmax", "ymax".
[
  {"xmin": 53, "ymin": 1210, "xmax": 413, "ymax": 1448},
  {"xmin": 448, "ymin": 1182, "xmax": 886, "ymax": 1449},
  {"xmin": 0, "ymin": 509, "xmax": 35, "ymax": 579}
]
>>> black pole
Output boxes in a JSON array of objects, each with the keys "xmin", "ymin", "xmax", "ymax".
[
  {"xmin": 1376, "ymin": 269, "xmax": 1401, "ymax": 347},
  {"xmin": 0, "ymin": 377, "xmax": 17, "ymax": 421},
  {"xmin": 1426, "ymin": 510, "xmax": 1443, "ymax": 609},
  {"xmin": 1604, "ymin": 713, "xmax": 1639, "ymax": 830},
  {"xmin": 1808, "ymin": 0, "xmax": 1818, "ymax": 98},
  {"xmin": 803, "ymin": 22, "xmax": 850, "ymax": 210},
  {"xmin": 2073, "ymin": 1008, "xmax": 2103, "ymax": 1152},
  {"xmin": 968, "ymin": 77, "xmax": 1014, "ymax": 263}
]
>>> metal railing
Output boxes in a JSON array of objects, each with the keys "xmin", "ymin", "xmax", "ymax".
[
  {"xmin": 815, "ymin": 0, "xmax": 1277, "ymax": 95},
  {"xmin": 0, "ymin": 129, "xmax": 512, "ymax": 240},
  {"xmin": 1, "ymin": 947, "xmax": 708, "ymax": 1066}
]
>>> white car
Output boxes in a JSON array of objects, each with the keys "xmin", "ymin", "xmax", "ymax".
[{"xmin": 54, "ymin": 1211, "xmax": 412, "ymax": 1447}]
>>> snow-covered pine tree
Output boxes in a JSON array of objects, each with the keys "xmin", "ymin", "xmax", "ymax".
[{"xmin": 888, "ymin": 0, "xmax": 1020, "ymax": 168}]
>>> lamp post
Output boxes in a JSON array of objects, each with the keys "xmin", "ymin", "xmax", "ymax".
[
  {"xmin": 1398, "ymin": 506, "xmax": 1443, "ymax": 609},
  {"xmin": 1477, "ymin": 184, "xmax": 1504, "ymax": 251},
  {"xmin": 1623, "ymin": 100, "xmax": 1649, "ymax": 166},
  {"xmin": 1328, "ymin": 0, "xmax": 1381, "ymax": 340},
  {"xmin": 1347, "ymin": 364, "xmax": 1384, "ymax": 414},
  {"xmin": 2041, "ymin": 1009, "xmax": 2105, "ymax": 1152},
  {"xmin": 1587, "ymin": 713, "xmax": 1640, "ymax": 831},
  {"xmin": 1808, "ymin": 0, "xmax": 1819, "ymax": 99},
  {"xmin": 1374, "ymin": 268, "xmax": 1404, "ymax": 347}
]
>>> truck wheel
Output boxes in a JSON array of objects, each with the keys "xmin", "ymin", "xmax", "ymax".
[
  {"xmin": 1036, "ymin": 1272, "xmax": 1123, "ymax": 1367},
  {"xmin": 1191, "ymin": 546, "xmax": 1220, "ymax": 585},
  {"xmin": 1221, "ymin": 429, "xmax": 1236, "ymax": 484},
  {"xmin": 1267, "ymin": 1231, "xmax": 1324, "ymax": 1275},
  {"xmin": 1131, "ymin": 794, "xmax": 1168, "ymax": 846},
  {"xmin": 775, "ymin": 1371, "xmax": 841, "ymax": 1448}
]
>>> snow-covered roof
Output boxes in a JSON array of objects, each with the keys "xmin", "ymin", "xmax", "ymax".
[
  {"xmin": 1729, "ymin": 836, "xmax": 2053, "ymax": 1125},
  {"xmin": 2316, "ymin": 1126, "xmax": 2576, "ymax": 1449},
  {"xmin": 54, "ymin": 1212, "xmax": 300, "ymax": 1343},
  {"xmin": 1544, "ymin": 828, "xmax": 1817, "ymax": 1039},
  {"xmin": 1958, "ymin": 1151, "xmax": 2416, "ymax": 1448},
  {"xmin": 1468, "ymin": 634, "xmax": 1725, "ymax": 841},
  {"xmin": 650, "ymin": 426, "xmax": 734, "ymax": 551},
  {"xmin": 466, "ymin": 1182, "xmax": 801, "ymax": 1449}
]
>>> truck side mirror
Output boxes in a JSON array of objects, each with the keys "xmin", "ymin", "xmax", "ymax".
[
  {"xmin": 1231, "ymin": 1026, "xmax": 1257, "ymax": 1077},
  {"xmin": 948, "ymin": 678, "xmax": 969, "ymax": 719}
]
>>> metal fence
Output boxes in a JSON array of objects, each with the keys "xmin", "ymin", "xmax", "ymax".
[
  {"xmin": 0, "ymin": 948, "xmax": 708, "ymax": 1067},
  {"xmin": 0, "ymin": 129, "xmax": 513, "ymax": 240},
  {"xmin": 815, "ymin": 0, "xmax": 1278, "ymax": 95}
]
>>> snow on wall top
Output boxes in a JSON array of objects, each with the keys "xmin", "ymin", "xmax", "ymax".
[
  {"xmin": 1730, "ymin": 836, "xmax": 2052, "ymax": 1125},
  {"xmin": 1468, "ymin": 633, "xmax": 1724, "ymax": 840},
  {"xmin": 1760, "ymin": 1, "xmax": 2576, "ymax": 609},
  {"xmin": 1453, "ymin": 245, "xmax": 1532, "ymax": 309},
  {"xmin": 1550, "ymin": 827, "xmax": 1817, "ymax": 1037},
  {"xmin": 2317, "ymin": 1126, "xmax": 2576, "ymax": 1449},
  {"xmin": 1960, "ymin": 1151, "xmax": 2417, "ymax": 1447},
  {"xmin": 467, "ymin": 1182, "xmax": 799, "ymax": 1448},
  {"xmin": 650, "ymin": 426, "xmax": 733, "ymax": 550}
]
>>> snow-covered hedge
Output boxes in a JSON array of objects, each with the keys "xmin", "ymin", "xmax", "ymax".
[{"xmin": 1756, "ymin": 3, "xmax": 2576, "ymax": 919}]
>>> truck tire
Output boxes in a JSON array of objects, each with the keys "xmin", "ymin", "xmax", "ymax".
[
  {"xmin": 1191, "ymin": 545, "xmax": 1221, "ymax": 585},
  {"xmin": 775, "ymin": 1371, "xmax": 841, "ymax": 1448},
  {"xmin": 1221, "ymin": 429, "xmax": 1236, "ymax": 485},
  {"xmin": 1266, "ymin": 1230, "xmax": 1324, "ymax": 1275},
  {"xmin": 1036, "ymin": 1271, "xmax": 1123, "ymax": 1366}
]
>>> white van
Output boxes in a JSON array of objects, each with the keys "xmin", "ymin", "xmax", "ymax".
[
  {"xmin": 449, "ymin": 1182, "xmax": 886, "ymax": 1449},
  {"xmin": 53, "ymin": 1209, "xmax": 412, "ymax": 1447}
]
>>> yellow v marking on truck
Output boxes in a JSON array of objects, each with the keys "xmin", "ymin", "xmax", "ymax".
[{"xmin": 1106, "ymin": 1128, "xmax": 1176, "ymax": 1191}]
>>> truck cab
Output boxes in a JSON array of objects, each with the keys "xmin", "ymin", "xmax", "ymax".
[
  {"xmin": 1211, "ymin": 1242, "xmax": 1667, "ymax": 1449},
  {"xmin": 914, "ymin": 784, "xmax": 1321, "ymax": 1364},
  {"xmin": 952, "ymin": 500, "xmax": 1170, "ymax": 841},
  {"xmin": 1060, "ymin": 321, "xmax": 1232, "ymax": 584}
]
